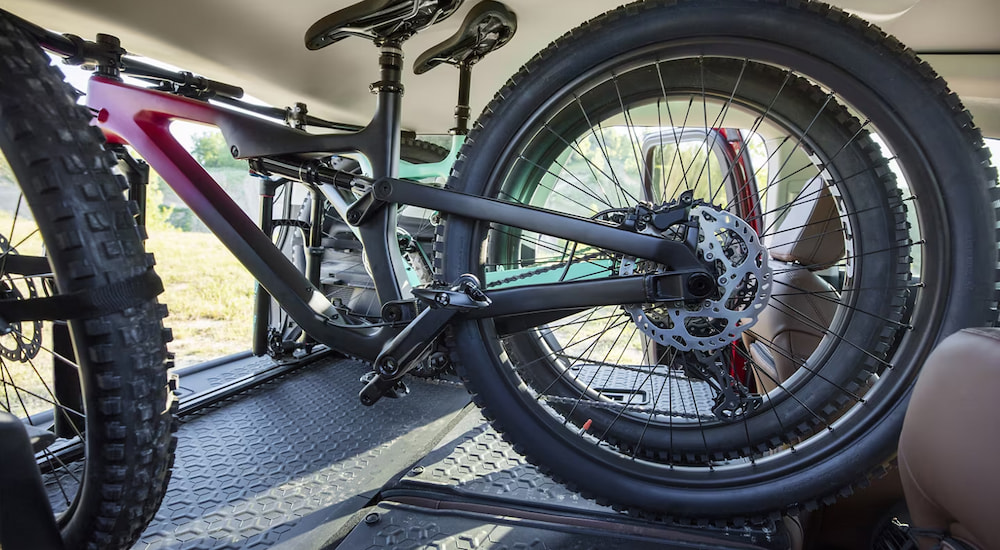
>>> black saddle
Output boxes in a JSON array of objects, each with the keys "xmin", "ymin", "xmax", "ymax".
[
  {"xmin": 306, "ymin": 0, "xmax": 464, "ymax": 49},
  {"xmin": 413, "ymin": 0, "xmax": 516, "ymax": 74}
]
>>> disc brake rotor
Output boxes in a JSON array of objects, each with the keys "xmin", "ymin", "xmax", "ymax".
[
  {"xmin": 0, "ymin": 235, "xmax": 43, "ymax": 361},
  {"xmin": 622, "ymin": 205, "xmax": 771, "ymax": 351}
]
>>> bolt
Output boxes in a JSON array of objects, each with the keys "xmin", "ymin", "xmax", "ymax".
[
  {"xmin": 409, "ymin": 466, "xmax": 425, "ymax": 476},
  {"xmin": 687, "ymin": 273, "xmax": 714, "ymax": 298},
  {"xmin": 364, "ymin": 512, "xmax": 381, "ymax": 525},
  {"xmin": 384, "ymin": 306, "xmax": 400, "ymax": 322},
  {"xmin": 378, "ymin": 357, "xmax": 399, "ymax": 376},
  {"xmin": 435, "ymin": 293, "xmax": 450, "ymax": 306}
]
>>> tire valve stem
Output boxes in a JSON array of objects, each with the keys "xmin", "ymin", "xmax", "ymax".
[{"xmin": 579, "ymin": 419, "xmax": 593, "ymax": 435}]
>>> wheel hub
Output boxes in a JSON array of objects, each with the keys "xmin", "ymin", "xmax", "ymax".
[{"xmin": 622, "ymin": 205, "xmax": 771, "ymax": 351}]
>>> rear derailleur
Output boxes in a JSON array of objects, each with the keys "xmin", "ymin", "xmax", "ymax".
[{"xmin": 680, "ymin": 349, "xmax": 763, "ymax": 420}]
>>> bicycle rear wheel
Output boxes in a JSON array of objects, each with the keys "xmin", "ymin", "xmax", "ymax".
[
  {"xmin": 0, "ymin": 12, "xmax": 175, "ymax": 549},
  {"xmin": 439, "ymin": 0, "xmax": 999, "ymax": 523}
]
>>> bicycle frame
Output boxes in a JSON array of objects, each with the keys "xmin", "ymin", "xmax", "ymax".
[{"xmin": 88, "ymin": 72, "xmax": 709, "ymax": 362}]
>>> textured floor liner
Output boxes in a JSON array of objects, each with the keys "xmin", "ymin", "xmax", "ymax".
[
  {"xmin": 133, "ymin": 356, "xmax": 470, "ymax": 549},
  {"xmin": 377, "ymin": 407, "xmax": 787, "ymax": 549},
  {"xmin": 127, "ymin": 353, "xmax": 785, "ymax": 549}
]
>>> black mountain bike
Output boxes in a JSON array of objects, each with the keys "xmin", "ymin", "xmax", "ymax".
[{"xmin": 0, "ymin": 1, "xmax": 997, "ymax": 548}]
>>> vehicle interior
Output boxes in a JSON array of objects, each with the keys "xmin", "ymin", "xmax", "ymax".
[
  {"xmin": 6, "ymin": 0, "xmax": 999, "ymax": 138},
  {"xmin": 1, "ymin": 1, "xmax": 997, "ymax": 549}
]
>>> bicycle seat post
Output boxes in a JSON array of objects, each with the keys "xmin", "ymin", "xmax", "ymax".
[
  {"xmin": 410, "ymin": 1, "xmax": 518, "ymax": 135},
  {"xmin": 368, "ymin": 39, "xmax": 406, "ymax": 179},
  {"xmin": 452, "ymin": 62, "xmax": 472, "ymax": 135}
]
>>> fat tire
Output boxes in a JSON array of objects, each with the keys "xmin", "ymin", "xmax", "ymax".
[
  {"xmin": 437, "ymin": 0, "xmax": 999, "ymax": 523},
  {"xmin": 0, "ymin": 11, "xmax": 175, "ymax": 549},
  {"xmin": 400, "ymin": 137, "xmax": 450, "ymax": 164}
]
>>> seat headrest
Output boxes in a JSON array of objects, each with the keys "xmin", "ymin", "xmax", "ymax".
[{"xmin": 768, "ymin": 177, "xmax": 845, "ymax": 270}]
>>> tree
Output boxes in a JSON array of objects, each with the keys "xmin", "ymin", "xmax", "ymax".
[
  {"xmin": 190, "ymin": 130, "xmax": 245, "ymax": 169},
  {"xmin": 146, "ymin": 172, "xmax": 176, "ymax": 232}
]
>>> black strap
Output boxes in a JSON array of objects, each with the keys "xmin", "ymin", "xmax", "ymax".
[
  {"xmin": 0, "ymin": 269, "xmax": 163, "ymax": 322},
  {"xmin": 1, "ymin": 254, "xmax": 51, "ymax": 277}
]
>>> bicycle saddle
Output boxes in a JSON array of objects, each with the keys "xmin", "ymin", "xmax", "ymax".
[
  {"xmin": 413, "ymin": 0, "xmax": 517, "ymax": 74},
  {"xmin": 306, "ymin": 0, "xmax": 464, "ymax": 49}
]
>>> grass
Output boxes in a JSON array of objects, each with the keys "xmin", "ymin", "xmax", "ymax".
[{"xmin": 146, "ymin": 227, "xmax": 256, "ymax": 367}]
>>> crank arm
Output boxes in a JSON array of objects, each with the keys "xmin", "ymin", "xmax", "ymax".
[
  {"xmin": 360, "ymin": 275, "xmax": 489, "ymax": 406},
  {"xmin": 359, "ymin": 306, "xmax": 458, "ymax": 406},
  {"xmin": 357, "ymin": 177, "xmax": 703, "ymax": 270}
]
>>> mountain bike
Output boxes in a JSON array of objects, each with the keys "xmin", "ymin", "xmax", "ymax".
[{"xmin": 0, "ymin": 1, "xmax": 997, "ymax": 548}]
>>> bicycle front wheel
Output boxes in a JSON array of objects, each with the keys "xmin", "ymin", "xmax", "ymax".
[
  {"xmin": 439, "ymin": 0, "xmax": 999, "ymax": 523},
  {"xmin": 1, "ymin": 12, "xmax": 175, "ymax": 549}
]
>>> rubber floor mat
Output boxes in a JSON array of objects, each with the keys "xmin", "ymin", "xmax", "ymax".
[{"xmin": 132, "ymin": 356, "xmax": 470, "ymax": 549}]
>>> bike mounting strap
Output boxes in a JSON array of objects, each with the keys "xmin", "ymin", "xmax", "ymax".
[{"xmin": 0, "ymin": 269, "xmax": 163, "ymax": 324}]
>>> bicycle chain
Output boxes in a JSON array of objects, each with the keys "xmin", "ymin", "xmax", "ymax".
[
  {"xmin": 485, "ymin": 251, "xmax": 606, "ymax": 288},
  {"xmin": 339, "ymin": 336, "xmax": 714, "ymax": 420},
  {"xmin": 474, "ymin": 251, "xmax": 717, "ymax": 420},
  {"xmin": 340, "ymin": 241, "xmax": 717, "ymax": 420}
]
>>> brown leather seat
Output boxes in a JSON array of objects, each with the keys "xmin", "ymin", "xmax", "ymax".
[
  {"xmin": 743, "ymin": 177, "xmax": 844, "ymax": 392},
  {"xmin": 898, "ymin": 327, "xmax": 1000, "ymax": 550}
]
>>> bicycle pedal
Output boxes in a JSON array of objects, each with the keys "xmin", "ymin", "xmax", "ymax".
[
  {"xmin": 412, "ymin": 274, "xmax": 491, "ymax": 311},
  {"xmin": 359, "ymin": 371, "xmax": 410, "ymax": 406}
]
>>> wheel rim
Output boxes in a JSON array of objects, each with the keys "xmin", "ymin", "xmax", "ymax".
[{"xmin": 462, "ymin": 48, "xmax": 927, "ymax": 486}]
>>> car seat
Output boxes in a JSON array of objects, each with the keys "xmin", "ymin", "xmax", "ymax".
[
  {"xmin": 743, "ymin": 177, "xmax": 844, "ymax": 392},
  {"xmin": 898, "ymin": 327, "xmax": 1000, "ymax": 550}
]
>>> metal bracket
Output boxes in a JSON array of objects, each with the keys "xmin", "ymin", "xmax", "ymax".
[
  {"xmin": 381, "ymin": 300, "xmax": 418, "ymax": 324},
  {"xmin": 344, "ymin": 189, "xmax": 385, "ymax": 226},
  {"xmin": 412, "ymin": 275, "xmax": 492, "ymax": 311}
]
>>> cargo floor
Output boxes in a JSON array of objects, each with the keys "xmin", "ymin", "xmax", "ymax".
[{"xmin": 131, "ymin": 353, "xmax": 788, "ymax": 549}]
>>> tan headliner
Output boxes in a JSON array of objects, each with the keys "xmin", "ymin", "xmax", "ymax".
[{"xmin": 7, "ymin": 0, "xmax": 1000, "ymax": 137}]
